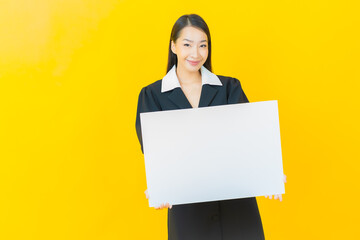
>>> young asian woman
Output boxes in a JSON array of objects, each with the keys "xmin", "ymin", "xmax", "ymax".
[{"xmin": 135, "ymin": 14, "xmax": 287, "ymax": 240}]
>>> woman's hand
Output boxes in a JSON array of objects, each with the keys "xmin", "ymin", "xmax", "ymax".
[
  {"xmin": 264, "ymin": 174, "xmax": 287, "ymax": 201},
  {"xmin": 144, "ymin": 189, "xmax": 172, "ymax": 209}
]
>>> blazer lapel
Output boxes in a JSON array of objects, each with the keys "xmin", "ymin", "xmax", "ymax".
[
  {"xmin": 167, "ymin": 85, "xmax": 219, "ymax": 109},
  {"xmin": 168, "ymin": 88, "xmax": 193, "ymax": 109},
  {"xmin": 198, "ymin": 84, "xmax": 219, "ymax": 107}
]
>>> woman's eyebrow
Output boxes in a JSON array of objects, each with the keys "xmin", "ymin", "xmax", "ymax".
[{"xmin": 183, "ymin": 38, "xmax": 207, "ymax": 43}]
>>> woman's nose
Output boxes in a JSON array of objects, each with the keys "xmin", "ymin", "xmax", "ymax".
[{"xmin": 190, "ymin": 46, "xmax": 199, "ymax": 58}]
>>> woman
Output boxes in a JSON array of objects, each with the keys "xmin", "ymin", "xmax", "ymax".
[{"xmin": 135, "ymin": 14, "xmax": 286, "ymax": 240}]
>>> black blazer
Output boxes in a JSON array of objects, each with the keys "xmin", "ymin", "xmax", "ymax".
[{"xmin": 135, "ymin": 75, "xmax": 265, "ymax": 240}]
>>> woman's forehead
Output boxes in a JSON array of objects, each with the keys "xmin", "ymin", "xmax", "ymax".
[{"xmin": 179, "ymin": 26, "xmax": 207, "ymax": 42}]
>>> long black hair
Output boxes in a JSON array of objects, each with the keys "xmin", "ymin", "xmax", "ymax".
[{"xmin": 166, "ymin": 14, "xmax": 212, "ymax": 73}]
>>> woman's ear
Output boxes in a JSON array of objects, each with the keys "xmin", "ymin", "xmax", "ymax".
[{"xmin": 171, "ymin": 41, "xmax": 176, "ymax": 55}]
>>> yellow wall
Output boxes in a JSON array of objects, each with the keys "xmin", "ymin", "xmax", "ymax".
[{"xmin": 1, "ymin": 0, "xmax": 359, "ymax": 239}]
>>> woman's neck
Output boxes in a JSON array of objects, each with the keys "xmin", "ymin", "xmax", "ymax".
[{"xmin": 176, "ymin": 65, "xmax": 202, "ymax": 85}]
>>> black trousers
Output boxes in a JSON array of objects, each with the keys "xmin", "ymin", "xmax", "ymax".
[{"xmin": 168, "ymin": 197, "xmax": 265, "ymax": 240}]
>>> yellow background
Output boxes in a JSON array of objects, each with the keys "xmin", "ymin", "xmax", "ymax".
[{"xmin": 1, "ymin": 0, "xmax": 359, "ymax": 239}]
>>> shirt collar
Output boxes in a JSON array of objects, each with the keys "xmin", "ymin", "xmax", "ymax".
[{"xmin": 161, "ymin": 65, "xmax": 223, "ymax": 93}]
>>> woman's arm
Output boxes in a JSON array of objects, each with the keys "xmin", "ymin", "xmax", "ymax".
[
  {"xmin": 227, "ymin": 77, "xmax": 287, "ymax": 201},
  {"xmin": 135, "ymin": 86, "xmax": 162, "ymax": 154},
  {"xmin": 135, "ymin": 86, "xmax": 171, "ymax": 209}
]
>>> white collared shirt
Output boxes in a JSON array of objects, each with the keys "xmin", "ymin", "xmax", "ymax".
[{"xmin": 161, "ymin": 65, "xmax": 223, "ymax": 93}]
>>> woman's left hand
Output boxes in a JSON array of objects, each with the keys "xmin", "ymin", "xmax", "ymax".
[{"xmin": 264, "ymin": 174, "xmax": 287, "ymax": 201}]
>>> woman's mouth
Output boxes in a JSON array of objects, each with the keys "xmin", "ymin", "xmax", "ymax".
[{"xmin": 187, "ymin": 60, "xmax": 200, "ymax": 66}]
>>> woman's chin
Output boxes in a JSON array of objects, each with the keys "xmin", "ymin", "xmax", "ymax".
[
  {"xmin": 178, "ymin": 62, "xmax": 202, "ymax": 73},
  {"xmin": 185, "ymin": 64, "xmax": 201, "ymax": 72}
]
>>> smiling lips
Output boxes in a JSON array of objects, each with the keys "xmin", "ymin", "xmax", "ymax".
[{"xmin": 187, "ymin": 60, "xmax": 200, "ymax": 66}]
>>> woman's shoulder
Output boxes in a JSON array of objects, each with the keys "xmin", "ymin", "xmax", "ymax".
[
  {"xmin": 137, "ymin": 79, "xmax": 162, "ymax": 99},
  {"xmin": 140, "ymin": 79, "xmax": 162, "ymax": 92},
  {"xmin": 216, "ymin": 74, "xmax": 244, "ymax": 88},
  {"xmin": 136, "ymin": 79, "xmax": 163, "ymax": 112},
  {"xmin": 216, "ymin": 74, "xmax": 249, "ymax": 103}
]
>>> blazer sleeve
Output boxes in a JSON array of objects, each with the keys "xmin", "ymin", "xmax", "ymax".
[
  {"xmin": 135, "ymin": 86, "xmax": 162, "ymax": 154},
  {"xmin": 227, "ymin": 77, "xmax": 249, "ymax": 104}
]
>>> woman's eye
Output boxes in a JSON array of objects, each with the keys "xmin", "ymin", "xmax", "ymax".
[
  {"xmin": 201, "ymin": 45, "xmax": 207, "ymax": 48},
  {"xmin": 184, "ymin": 44, "xmax": 190, "ymax": 47}
]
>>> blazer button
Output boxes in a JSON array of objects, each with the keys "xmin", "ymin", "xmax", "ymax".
[{"xmin": 211, "ymin": 214, "xmax": 219, "ymax": 221}]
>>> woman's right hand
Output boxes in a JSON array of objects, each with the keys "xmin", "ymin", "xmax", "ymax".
[{"xmin": 144, "ymin": 189, "xmax": 172, "ymax": 209}]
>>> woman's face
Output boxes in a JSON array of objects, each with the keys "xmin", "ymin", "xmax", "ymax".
[{"xmin": 171, "ymin": 26, "xmax": 208, "ymax": 74}]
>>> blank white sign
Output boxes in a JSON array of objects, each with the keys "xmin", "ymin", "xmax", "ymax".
[{"xmin": 140, "ymin": 100, "xmax": 285, "ymax": 207}]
